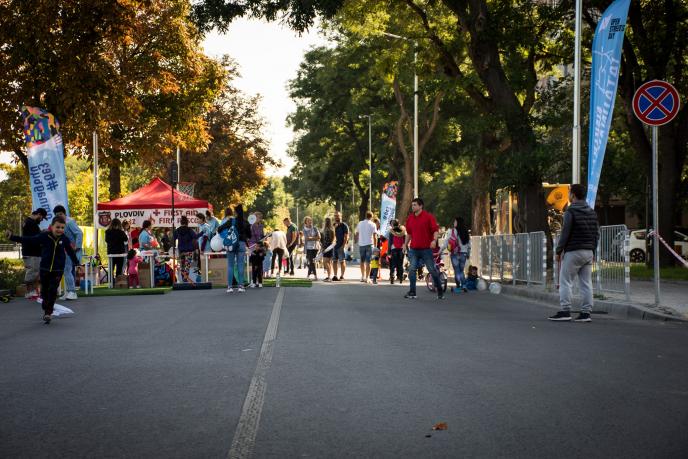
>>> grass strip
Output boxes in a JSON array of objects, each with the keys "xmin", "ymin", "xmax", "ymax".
[{"xmin": 83, "ymin": 286, "xmax": 170, "ymax": 296}]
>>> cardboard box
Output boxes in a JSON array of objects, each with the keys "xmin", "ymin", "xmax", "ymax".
[
  {"xmin": 207, "ymin": 257, "xmax": 228, "ymax": 286},
  {"xmin": 139, "ymin": 262, "xmax": 152, "ymax": 288},
  {"xmin": 15, "ymin": 284, "xmax": 27, "ymax": 297}
]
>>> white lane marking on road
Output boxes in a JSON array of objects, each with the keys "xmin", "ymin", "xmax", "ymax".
[{"xmin": 228, "ymin": 288, "xmax": 285, "ymax": 459}]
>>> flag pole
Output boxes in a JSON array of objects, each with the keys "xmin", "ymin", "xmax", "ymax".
[
  {"xmin": 572, "ymin": 0, "xmax": 582, "ymax": 184},
  {"xmin": 92, "ymin": 131, "xmax": 99, "ymax": 260},
  {"xmin": 176, "ymin": 146, "xmax": 180, "ymax": 190}
]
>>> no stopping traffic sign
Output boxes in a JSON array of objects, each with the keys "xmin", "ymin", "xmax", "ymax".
[{"xmin": 632, "ymin": 80, "xmax": 680, "ymax": 126}]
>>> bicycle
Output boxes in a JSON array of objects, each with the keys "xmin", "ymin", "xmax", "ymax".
[{"xmin": 425, "ymin": 252, "xmax": 448, "ymax": 293}]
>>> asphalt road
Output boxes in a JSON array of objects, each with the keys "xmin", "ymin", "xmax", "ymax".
[{"xmin": 1, "ymin": 282, "xmax": 687, "ymax": 458}]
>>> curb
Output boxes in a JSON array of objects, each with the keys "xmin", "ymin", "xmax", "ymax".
[{"xmin": 499, "ymin": 284, "xmax": 687, "ymax": 323}]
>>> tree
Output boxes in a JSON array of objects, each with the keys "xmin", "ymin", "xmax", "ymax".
[
  {"xmin": 585, "ymin": 0, "xmax": 688, "ymax": 266},
  {"xmin": 162, "ymin": 82, "xmax": 276, "ymax": 212},
  {"xmin": 0, "ymin": 165, "xmax": 32, "ymax": 237},
  {"xmin": 0, "ymin": 0, "xmax": 225, "ymax": 198}
]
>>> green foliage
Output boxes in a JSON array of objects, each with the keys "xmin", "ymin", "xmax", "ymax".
[
  {"xmin": 0, "ymin": 165, "xmax": 32, "ymax": 237},
  {"xmin": 0, "ymin": 259, "xmax": 25, "ymax": 292}
]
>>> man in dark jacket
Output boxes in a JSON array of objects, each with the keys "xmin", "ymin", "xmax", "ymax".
[
  {"xmin": 549, "ymin": 184, "xmax": 600, "ymax": 323},
  {"xmin": 8, "ymin": 216, "xmax": 80, "ymax": 324},
  {"xmin": 21, "ymin": 208, "xmax": 47, "ymax": 297}
]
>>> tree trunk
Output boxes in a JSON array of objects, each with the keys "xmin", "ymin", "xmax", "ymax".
[
  {"xmin": 471, "ymin": 155, "xmax": 493, "ymax": 235},
  {"xmin": 657, "ymin": 123, "xmax": 681, "ymax": 266},
  {"xmin": 517, "ymin": 183, "xmax": 548, "ymax": 234},
  {"xmin": 108, "ymin": 160, "xmax": 121, "ymax": 200},
  {"xmin": 397, "ymin": 159, "xmax": 414, "ymax": 225}
]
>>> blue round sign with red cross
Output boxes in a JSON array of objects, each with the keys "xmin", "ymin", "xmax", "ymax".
[{"xmin": 632, "ymin": 80, "xmax": 681, "ymax": 126}]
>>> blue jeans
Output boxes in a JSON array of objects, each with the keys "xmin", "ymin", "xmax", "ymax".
[
  {"xmin": 63, "ymin": 250, "xmax": 81, "ymax": 292},
  {"xmin": 226, "ymin": 242, "xmax": 247, "ymax": 287},
  {"xmin": 407, "ymin": 248, "xmax": 442, "ymax": 294},
  {"xmin": 450, "ymin": 253, "xmax": 468, "ymax": 288}
]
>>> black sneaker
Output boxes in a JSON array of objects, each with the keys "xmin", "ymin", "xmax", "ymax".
[
  {"xmin": 332, "ymin": 276, "xmax": 339, "ymax": 281},
  {"xmin": 437, "ymin": 292, "xmax": 445, "ymax": 300},
  {"xmin": 404, "ymin": 291, "xmax": 417, "ymax": 299},
  {"xmin": 548, "ymin": 311, "xmax": 572, "ymax": 321},
  {"xmin": 574, "ymin": 313, "xmax": 592, "ymax": 322}
]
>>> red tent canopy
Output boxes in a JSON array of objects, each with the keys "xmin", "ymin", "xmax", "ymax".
[
  {"xmin": 96, "ymin": 178, "xmax": 211, "ymax": 228},
  {"xmin": 98, "ymin": 178, "xmax": 210, "ymax": 210}
]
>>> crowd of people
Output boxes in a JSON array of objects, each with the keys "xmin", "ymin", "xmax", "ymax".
[
  {"xmin": 7, "ymin": 197, "xmax": 475, "ymax": 315},
  {"xmin": 6, "ymin": 184, "xmax": 601, "ymax": 324}
]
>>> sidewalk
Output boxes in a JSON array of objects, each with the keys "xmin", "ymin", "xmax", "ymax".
[{"xmin": 499, "ymin": 280, "xmax": 688, "ymax": 322}]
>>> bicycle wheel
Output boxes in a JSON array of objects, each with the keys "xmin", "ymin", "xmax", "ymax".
[{"xmin": 425, "ymin": 273, "xmax": 435, "ymax": 292}]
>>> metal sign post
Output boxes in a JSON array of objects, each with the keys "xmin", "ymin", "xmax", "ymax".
[
  {"xmin": 651, "ymin": 126, "xmax": 660, "ymax": 305},
  {"xmin": 632, "ymin": 80, "xmax": 681, "ymax": 306}
]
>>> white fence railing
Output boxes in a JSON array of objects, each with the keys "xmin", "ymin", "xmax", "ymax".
[
  {"xmin": 470, "ymin": 231, "xmax": 547, "ymax": 286},
  {"xmin": 474, "ymin": 226, "xmax": 631, "ymax": 299}
]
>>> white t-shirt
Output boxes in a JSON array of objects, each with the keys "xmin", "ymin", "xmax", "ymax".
[
  {"xmin": 356, "ymin": 220, "xmax": 377, "ymax": 247},
  {"xmin": 270, "ymin": 230, "xmax": 288, "ymax": 252}
]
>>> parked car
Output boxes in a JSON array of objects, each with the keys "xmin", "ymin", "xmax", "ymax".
[{"xmin": 628, "ymin": 229, "xmax": 688, "ymax": 263}]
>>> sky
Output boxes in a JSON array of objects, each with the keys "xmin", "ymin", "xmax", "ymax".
[
  {"xmin": 202, "ymin": 18, "xmax": 328, "ymax": 176},
  {"xmin": 0, "ymin": 18, "xmax": 327, "ymax": 180}
]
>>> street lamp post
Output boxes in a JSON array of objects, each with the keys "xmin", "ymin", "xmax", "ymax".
[
  {"xmin": 360, "ymin": 114, "xmax": 373, "ymax": 212},
  {"xmin": 382, "ymin": 32, "xmax": 418, "ymax": 198}
]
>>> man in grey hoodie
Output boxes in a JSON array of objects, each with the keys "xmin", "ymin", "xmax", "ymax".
[{"xmin": 549, "ymin": 184, "xmax": 600, "ymax": 323}]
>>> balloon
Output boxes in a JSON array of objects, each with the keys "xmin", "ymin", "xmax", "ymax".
[
  {"xmin": 477, "ymin": 278, "xmax": 487, "ymax": 291},
  {"xmin": 489, "ymin": 282, "xmax": 502, "ymax": 294},
  {"xmin": 248, "ymin": 214, "xmax": 257, "ymax": 225},
  {"xmin": 210, "ymin": 234, "xmax": 224, "ymax": 252}
]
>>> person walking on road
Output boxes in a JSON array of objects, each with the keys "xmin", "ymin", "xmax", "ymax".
[
  {"xmin": 303, "ymin": 216, "xmax": 320, "ymax": 280},
  {"xmin": 442, "ymin": 216, "xmax": 471, "ymax": 293},
  {"xmin": 404, "ymin": 198, "xmax": 444, "ymax": 299},
  {"xmin": 269, "ymin": 227, "xmax": 288, "ymax": 278},
  {"xmin": 53, "ymin": 205, "xmax": 82, "ymax": 301},
  {"xmin": 20, "ymin": 208, "xmax": 47, "ymax": 298},
  {"xmin": 549, "ymin": 184, "xmax": 599, "ymax": 322},
  {"xmin": 284, "ymin": 217, "xmax": 298, "ymax": 276},
  {"xmin": 356, "ymin": 211, "xmax": 377, "ymax": 283},
  {"xmin": 7, "ymin": 216, "xmax": 81, "ymax": 324},
  {"xmin": 320, "ymin": 217, "xmax": 336, "ymax": 281},
  {"xmin": 217, "ymin": 204, "xmax": 251, "ymax": 293},
  {"xmin": 387, "ymin": 219, "xmax": 406, "ymax": 284},
  {"xmin": 332, "ymin": 211, "xmax": 349, "ymax": 281}
]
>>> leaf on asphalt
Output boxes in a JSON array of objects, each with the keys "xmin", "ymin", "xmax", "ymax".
[{"xmin": 432, "ymin": 422, "xmax": 448, "ymax": 431}]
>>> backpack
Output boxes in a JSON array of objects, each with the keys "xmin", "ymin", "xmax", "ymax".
[
  {"xmin": 448, "ymin": 229, "xmax": 470, "ymax": 255},
  {"xmin": 221, "ymin": 218, "xmax": 239, "ymax": 251}
]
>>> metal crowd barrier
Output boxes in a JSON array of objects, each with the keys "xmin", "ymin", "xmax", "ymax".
[
  {"xmin": 595, "ymin": 224, "xmax": 631, "ymax": 300},
  {"xmin": 471, "ymin": 231, "xmax": 547, "ymax": 287}
]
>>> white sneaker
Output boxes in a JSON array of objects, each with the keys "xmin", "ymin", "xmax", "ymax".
[
  {"xmin": 237, "ymin": 287, "xmax": 246, "ymax": 293},
  {"xmin": 249, "ymin": 282, "xmax": 256, "ymax": 288},
  {"xmin": 24, "ymin": 291, "xmax": 33, "ymax": 299},
  {"xmin": 136, "ymin": 285, "xmax": 141, "ymax": 289},
  {"xmin": 226, "ymin": 287, "xmax": 234, "ymax": 293},
  {"xmin": 65, "ymin": 291, "xmax": 78, "ymax": 300},
  {"xmin": 257, "ymin": 283, "xmax": 263, "ymax": 288}
]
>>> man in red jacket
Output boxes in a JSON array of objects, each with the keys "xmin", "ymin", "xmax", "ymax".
[{"xmin": 404, "ymin": 197, "xmax": 444, "ymax": 299}]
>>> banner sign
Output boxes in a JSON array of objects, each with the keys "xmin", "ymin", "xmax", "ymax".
[
  {"xmin": 21, "ymin": 106, "xmax": 69, "ymax": 228},
  {"xmin": 379, "ymin": 181, "xmax": 398, "ymax": 235},
  {"xmin": 586, "ymin": 0, "xmax": 631, "ymax": 208},
  {"xmin": 96, "ymin": 208, "xmax": 208, "ymax": 229}
]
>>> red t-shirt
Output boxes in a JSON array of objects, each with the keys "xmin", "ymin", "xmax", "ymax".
[{"xmin": 405, "ymin": 210, "xmax": 439, "ymax": 250}]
